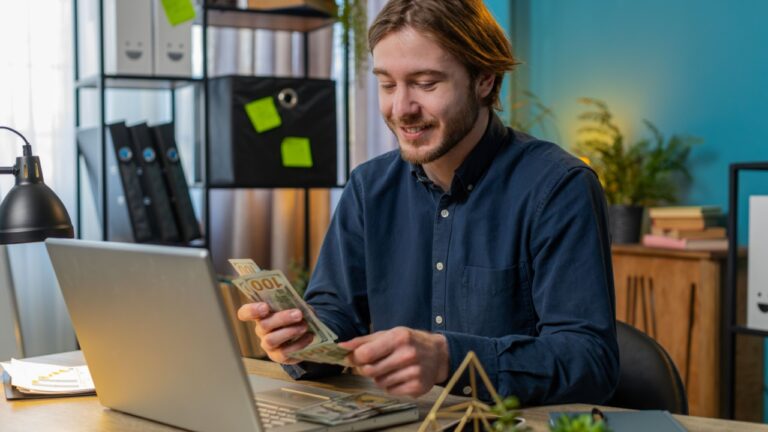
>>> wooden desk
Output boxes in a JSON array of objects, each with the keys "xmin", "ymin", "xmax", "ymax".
[{"xmin": 2, "ymin": 351, "xmax": 768, "ymax": 432}]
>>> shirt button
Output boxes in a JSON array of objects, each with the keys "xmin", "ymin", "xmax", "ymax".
[
  {"xmin": 467, "ymin": 184, "xmax": 474, "ymax": 191},
  {"xmin": 435, "ymin": 315, "xmax": 443, "ymax": 324},
  {"xmin": 440, "ymin": 209, "xmax": 450, "ymax": 218},
  {"xmin": 462, "ymin": 386, "xmax": 472, "ymax": 395},
  {"xmin": 435, "ymin": 262, "xmax": 444, "ymax": 271}
]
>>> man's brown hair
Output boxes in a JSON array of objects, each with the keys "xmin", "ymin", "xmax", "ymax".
[{"xmin": 368, "ymin": 0, "xmax": 517, "ymax": 110}]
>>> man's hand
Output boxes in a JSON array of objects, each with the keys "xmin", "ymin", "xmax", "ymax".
[
  {"xmin": 339, "ymin": 327, "xmax": 450, "ymax": 397},
  {"xmin": 237, "ymin": 302, "xmax": 315, "ymax": 364}
]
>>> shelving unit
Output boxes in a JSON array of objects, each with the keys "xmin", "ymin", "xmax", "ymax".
[
  {"xmin": 73, "ymin": 0, "xmax": 350, "ymax": 269},
  {"xmin": 722, "ymin": 162, "xmax": 768, "ymax": 419}
]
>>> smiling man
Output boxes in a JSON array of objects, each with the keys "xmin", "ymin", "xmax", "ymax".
[{"xmin": 239, "ymin": 0, "xmax": 619, "ymax": 405}]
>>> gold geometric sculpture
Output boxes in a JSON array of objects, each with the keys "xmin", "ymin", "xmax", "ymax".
[{"xmin": 417, "ymin": 351, "xmax": 505, "ymax": 432}]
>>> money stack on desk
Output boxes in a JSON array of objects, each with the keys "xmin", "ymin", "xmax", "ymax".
[
  {"xmin": 228, "ymin": 259, "xmax": 350, "ymax": 366},
  {"xmin": 296, "ymin": 393, "xmax": 417, "ymax": 426}
]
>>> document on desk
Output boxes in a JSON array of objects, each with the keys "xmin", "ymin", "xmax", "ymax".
[
  {"xmin": 229, "ymin": 260, "xmax": 350, "ymax": 366},
  {"xmin": 1, "ymin": 359, "xmax": 95, "ymax": 395}
]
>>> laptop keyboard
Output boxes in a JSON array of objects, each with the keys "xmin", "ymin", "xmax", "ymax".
[{"xmin": 256, "ymin": 401, "xmax": 298, "ymax": 429}]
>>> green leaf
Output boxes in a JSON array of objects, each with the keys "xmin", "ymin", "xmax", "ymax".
[{"xmin": 570, "ymin": 98, "xmax": 700, "ymax": 206}]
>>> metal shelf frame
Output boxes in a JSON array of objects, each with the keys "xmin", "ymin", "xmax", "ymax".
[
  {"xmin": 722, "ymin": 161, "xmax": 768, "ymax": 419},
  {"xmin": 73, "ymin": 0, "xmax": 350, "ymax": 270}
]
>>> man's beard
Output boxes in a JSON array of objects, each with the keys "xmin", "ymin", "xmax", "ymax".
[{"xmin": 387, "ymin": 93, "xmax": 480, "ymax": 165}]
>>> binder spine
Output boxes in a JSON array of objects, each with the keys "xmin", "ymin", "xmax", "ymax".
[
  {"xmin": 107, "ymin": 122, "xmax": 154, "ymax": 242},
  {"xmin": 128, "ymin": 123, "xmax": 180, "ymax": 243},
  {"xmin": 151, "ymin": 123, "xmax": 202, "ymax": 242}
]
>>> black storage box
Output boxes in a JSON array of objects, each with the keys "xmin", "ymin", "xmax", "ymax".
[{"xmin": 208, "ymin": 75, "xmax": 338, "ymax": 188}]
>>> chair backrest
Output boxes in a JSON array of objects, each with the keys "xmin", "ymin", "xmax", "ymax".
[{"xmin": 607, "ymin": 321, "xmax": 689, "ymax": 414}]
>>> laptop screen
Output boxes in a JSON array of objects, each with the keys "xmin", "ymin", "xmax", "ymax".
[{"xmin": 46, "ymin": 239, "xmax": 263, "ymax": 432}]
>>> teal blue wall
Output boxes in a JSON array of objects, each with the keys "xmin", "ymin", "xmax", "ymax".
[
  {"xmin": 485, "ymin": 1, "xmax": 511, "ymax": 115},
  {"xmin": 500, "ymin": 0, "xmax": 768, "ymax": 234},
  {"xmin": 485, "ymin": 0, "xmax": 768, "ymax": 420}
]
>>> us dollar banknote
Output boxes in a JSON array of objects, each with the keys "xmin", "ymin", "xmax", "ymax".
[
  {"xmin": 231, "ymin": 270, "xmax": 337, "ymax": 345},
  {"xmin": 288, "ymin": 341, "xmax": 351, "ymax": 367},
  {"xmin": 229, "ymin": 260, "xmax": 345, "ymax": 364},
  {"xmin": 228, "ymin": 258, "xmax": 261, "ymax": 276}
]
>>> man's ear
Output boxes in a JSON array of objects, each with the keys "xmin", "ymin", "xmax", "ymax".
[{"xmin": 475, "ymin": 72, "xmax": 495, "ymax": 99}]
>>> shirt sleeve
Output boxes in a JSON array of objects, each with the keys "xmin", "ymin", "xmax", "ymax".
[
  {"xmin": 440, "ymin": 167, "xmax": 619, "ymax": 405},
  {"xmin": 282, "ymin": 173, "xmax": 370, "ymax": 380}
]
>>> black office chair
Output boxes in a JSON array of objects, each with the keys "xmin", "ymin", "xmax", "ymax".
[{"xmin": 606, "ymin": 321, "xmax": 689, "ymax": 414}]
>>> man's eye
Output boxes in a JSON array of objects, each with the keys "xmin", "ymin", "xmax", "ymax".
[
  {"xmin": 379, "ymin": 83, "xmax": 396, "ymax": 91},
  {"xmin": 417, "ymin": 82, "xmax": 436, "ymax": 90}
]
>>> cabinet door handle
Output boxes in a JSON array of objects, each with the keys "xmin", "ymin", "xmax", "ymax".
[
  {"xmin": 640, "ymin": 276, "xmax": 649, "ymax": 333},
  {"xmin": 631, "ymin": 275, "xmax": 640, "ymax": 327},
  {"xmin": 649, "ymin": 278, "xmax": 657, "ymax": 339},
  {"xmin": 684, "ymin": 282, "xmax": 697, "ymax": 389},
  {"xmin": 625, "ymin": 275, "xmax": 633, "ymax": 323}
]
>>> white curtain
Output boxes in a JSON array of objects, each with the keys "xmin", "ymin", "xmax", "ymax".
[{"xmin": 0, "ymin": 0, "xmax": 78, "ymax": 357}]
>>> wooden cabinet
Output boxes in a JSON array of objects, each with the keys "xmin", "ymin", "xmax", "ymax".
[{"xmin": 611, "ymin": 245, "xmax": 761, "ymax": 419}]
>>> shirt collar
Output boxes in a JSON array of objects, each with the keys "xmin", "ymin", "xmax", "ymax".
[{"xmin": 409, "ymin": 113, "xmax": 509, "ymax": 199}]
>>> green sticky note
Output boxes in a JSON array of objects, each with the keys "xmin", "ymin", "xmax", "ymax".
[
  {"xmin": 160, "ymin": 0, "xmax": 196, "ymax": 26},
  {"xmin": 245, "ymin": 97, "xmax": 283, "ymax": 133},
  {"xmin": 281, "ymin": 137, "xmax": 313, "ymax": 168}
]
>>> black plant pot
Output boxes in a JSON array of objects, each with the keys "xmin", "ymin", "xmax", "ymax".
[{"xmin": 608, "ymin": 205, "xmax": 644, "ymax": 244}]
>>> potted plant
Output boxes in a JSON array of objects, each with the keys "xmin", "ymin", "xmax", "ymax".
[{"xmin": 573, "ymin": 98, "xmax": 700, "ymax": 244}]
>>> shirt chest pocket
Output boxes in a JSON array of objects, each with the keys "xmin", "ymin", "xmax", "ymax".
[{"xmin": 457, "ymin": 265, "xmax": 534, "ymax": 337}]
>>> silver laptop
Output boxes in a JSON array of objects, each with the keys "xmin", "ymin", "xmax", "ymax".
[{"xmin": 46, "ymin": 239, "xmax": 418, "ymax": 432}]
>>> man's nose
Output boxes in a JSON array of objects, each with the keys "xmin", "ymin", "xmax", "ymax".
[{"xmin": 392, "ymin": 88, "xmax": 420, "ymax": 119}]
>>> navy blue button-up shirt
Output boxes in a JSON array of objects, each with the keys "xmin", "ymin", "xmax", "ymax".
[{"xmin": 287, "ymin": 113, "xmax": 619, "ymax": 405}]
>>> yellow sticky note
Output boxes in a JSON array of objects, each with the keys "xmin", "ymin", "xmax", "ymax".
[
  {"xmin": 245, "ymin": 97, "xmax": 282, "ymax": 133},
  {"xmin": 160, "ymin": 0, "xmax": 196, "ymax": 26},
  {"xmin": 281, "ymin": 137, "xmax": 313, "ymax": 168}
]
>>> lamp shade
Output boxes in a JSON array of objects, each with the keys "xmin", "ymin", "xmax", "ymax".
[{"xmin": 0, "ymin": 155, "xmax": 74, "ymax": 244}]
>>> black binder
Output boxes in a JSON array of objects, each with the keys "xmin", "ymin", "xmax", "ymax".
[
  {"xmin": 106, "ymin": 122, "xmax": 154, "ymax": 242},
  {"xmin": 150, "ymin": 123, "xmax": 201, "ymax": 242},
  {"xmin": 208, "ymin": 75, "xmax": 337, "ymax": 187},
  {"xmin": 127, "ymin": 123, "xmax": 180, "ymax": 243}
]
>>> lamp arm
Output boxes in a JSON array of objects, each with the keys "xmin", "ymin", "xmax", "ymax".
[{"xmin": 0, "ymin": 126, "xmax": 34, "ymax": 175}]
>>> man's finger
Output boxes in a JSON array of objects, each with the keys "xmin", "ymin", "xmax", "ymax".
[
  {"xmin": 357, "ymin": 345, "xmax": 416, "ymax": 379},
  {"xmin": 281, "ymin": 332, "xmax": 315, "ymax": 356},
  {"xmin": 271, "ymin": 332, "xmax": 315, "ymax": 365},
  {"xmin": 338, "ymin": 333, "xmax": 376, "ymax": 350},
  {"xmin": 260, "ymin": 322, "xmax": 309, "ymax": 350},
  {"xmin": 346, "ymin": 333, "xmax": 398, "ymax": 366},
  {"xmin": 237, "ymin": 302, "xmax": 271, "ymax": 322},
  {"xmin": 258, "ymin": 308, "xmax": 304, "ymax": 334},
  {"xmin": 373, "ymin": 364, "xmax": 420, "ymax": 389}
]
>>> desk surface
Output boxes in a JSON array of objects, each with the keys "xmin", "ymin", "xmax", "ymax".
[{"xmin": 2, "ymin": 351, "xmax": 767, "ymax": 432}]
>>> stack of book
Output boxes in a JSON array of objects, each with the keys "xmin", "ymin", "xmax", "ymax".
[{"xmin": 642, "ymin": 206, "xmax": 728, "ymax": 250}]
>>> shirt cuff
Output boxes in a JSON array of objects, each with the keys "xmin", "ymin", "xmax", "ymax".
[{"xmin": 438, "ymin": 331, "xmax": 499, "ymax": 402}]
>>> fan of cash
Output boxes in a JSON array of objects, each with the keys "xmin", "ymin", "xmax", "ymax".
[
  {"xmin": 228, "ymin": 259, "xmax": 351, "ymax": 366},
  {"xmin": 295, "ymin": 392, "xmax": 417, "ymax": 426}
]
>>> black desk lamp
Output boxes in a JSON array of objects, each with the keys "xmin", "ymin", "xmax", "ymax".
[
  {"xmin": 0, "ymin": 126, "xmax": 74, "ymax": 358},
  {"xmin": 0, "ymin": 126, "xmax": 74, "ymax": 244}
]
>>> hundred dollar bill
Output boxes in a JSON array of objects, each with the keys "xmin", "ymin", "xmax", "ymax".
[
  {"xmin": 228, "ymin": 258, "xmax": 261, "ymax": 276},
  {"xmin": 295, "ymin": 393, "xmax": 413, "ymax": 425},
  {"xmin": 231, "ymin": 270, "xmax": 336, "ymax": 344},
  {"xmin": 288, "ymin": 341, "xmax": 351, "ymax": 367}
]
